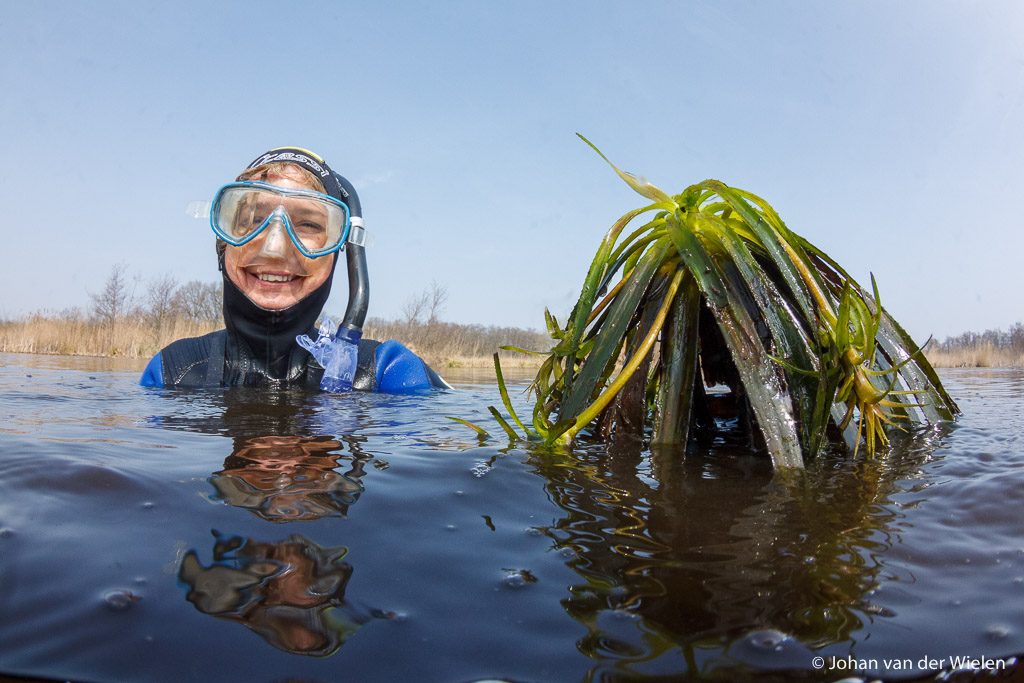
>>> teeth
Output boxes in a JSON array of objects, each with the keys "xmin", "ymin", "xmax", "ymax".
[{"xmin": 256, "ymin": 273, "xmax": 297, "ymax": 282}]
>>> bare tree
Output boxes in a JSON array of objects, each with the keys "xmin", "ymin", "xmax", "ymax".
[
  {"xmin": 172, "ymin": 280, "xmax": 222, "ymax": 324},
  {"xmin": 144, "ymin": 273, "xmax": 179, "ymax": 337},
  {"xmin": 401, "ymin": 290, "xmax": 429, "ymax": 325},
  {"xmin": 426, "ymin": 280, "xmax": 449, "ymax": 324},
  {"xmin": 89, "ymin": 263, "xmax": 135, "ymax": 330},
  {"xmin": 401, "ymin": 281, "xmax": 449, "ymax": 326}
]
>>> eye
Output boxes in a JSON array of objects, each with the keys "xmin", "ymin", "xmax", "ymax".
[
  {"xmin": 251, "ymin": 201, "xmax": 274, "ymax": 224},
  {"xmin": 294, "ymin": 221, "xmax": 327, "ymax": 242},
  {"xmin": 232, "ymin": 208, "xmax": 261, "ymax": 236}
]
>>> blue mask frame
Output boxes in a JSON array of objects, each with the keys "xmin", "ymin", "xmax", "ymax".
[{"xmin": 210, "ymin": 181, "xmax": 351, "ymax": 259}]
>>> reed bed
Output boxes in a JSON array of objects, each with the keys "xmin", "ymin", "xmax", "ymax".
[
  {"xmin": 925, "ymin": 346, "xmax": 1024, "ymax": 368},
  {"xmin": 0, "ymin": 311, "xmax": 549, "ymax": 368},
  {"xmin": 0, "ymin": 313, "xmax": 221, "ymax": 359},
  {"xmin": 362, "ymin": 318, "xmax": 548, "ymax": 369}
]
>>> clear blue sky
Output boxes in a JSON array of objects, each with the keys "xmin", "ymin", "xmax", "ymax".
[{"xmin": 2, "ymin": 1, "xmax": 1021, "ymax": 342}]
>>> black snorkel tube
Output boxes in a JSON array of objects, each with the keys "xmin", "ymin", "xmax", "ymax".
[{"xmin": 335, "ymin": 173, "xmax": 368, "ymax": 335}]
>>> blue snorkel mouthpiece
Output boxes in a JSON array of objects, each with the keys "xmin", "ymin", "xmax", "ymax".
[{"xmin": 297, "ymin": 316, "xmax": 361, "ymax": 392}]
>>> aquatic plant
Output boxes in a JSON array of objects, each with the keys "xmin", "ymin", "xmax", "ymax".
[{"xmin": 464, "ymin": 136, "xmax": 959, "ymax": 468}]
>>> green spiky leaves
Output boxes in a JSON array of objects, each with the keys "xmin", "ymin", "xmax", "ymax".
[{"xmin": 455, "ymin": 138, "xmax": 959, "ymax": 467}]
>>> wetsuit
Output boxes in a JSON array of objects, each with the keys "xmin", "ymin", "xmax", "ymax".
[{"xmin": 140, "ymin": 253, "xmax": 446, "ymax": 393}]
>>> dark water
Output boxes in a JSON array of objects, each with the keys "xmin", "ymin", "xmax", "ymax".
[{"xmin": 1, "ymin": 353, "xmax": 1022, "ymax": 683}]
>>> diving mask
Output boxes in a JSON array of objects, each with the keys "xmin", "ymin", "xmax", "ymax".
[{"xmin": 209, "ymin": 181, "xmax": 355, "ymax": 259}]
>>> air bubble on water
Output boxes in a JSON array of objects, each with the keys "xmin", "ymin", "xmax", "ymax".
[
  {"xmin": 103, "ymin": 589, "xmax": 140, "ymax": 611},
  {"xmin": 525, "ymin": 527, "xmax": 542, "ymax": 536},
  {"xmin": 502, "ymin": 568, "xmax": 537, "ymax": 589},
  {"xmin": 454, "ymin": 490, "xmax": 464, "ymax": 496},
  {"xmin": 445, "ymin": 524, "xmax": 457, "ymax": 532},
  {"xmin": 504, "ymin": 574, "xmax": 527, "ymax": 588},
  {"xmin": 142, "ymin": 502, "xmax": 155, "ymax": 510},
  {"xmin": 744, "ymin": 629, "xmax": 790, "ymax": 652},
  {"xmin": 986, "ymin": 624, "xmax": 1010, "ymax": 640},
  {"xmin": 471, "ymin": 462, "xmax": 492, "ymax": 478}
]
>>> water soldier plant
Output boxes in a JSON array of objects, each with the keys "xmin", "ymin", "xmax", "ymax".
[{"xmin": 460, "ymin": 136, "xmax": 959, "ymax": 468}]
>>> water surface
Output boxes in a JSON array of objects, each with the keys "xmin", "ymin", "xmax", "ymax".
[{"xmin": 1, "ymin": 353, "xmax": 1022, "ymax": 682}]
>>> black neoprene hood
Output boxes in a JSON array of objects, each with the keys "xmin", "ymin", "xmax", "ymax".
[
  {"xmin": 219, "ymin": 147, "xmax": 347, "ymax": 382},
  {"xmin": 243, "ymin": 147, "xmax": 351, "ymax": 206}
]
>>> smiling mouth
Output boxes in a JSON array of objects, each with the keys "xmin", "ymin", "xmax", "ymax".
[{"xmin": 252, "ymin": 272, "xmax": 300, "ymax": 283}]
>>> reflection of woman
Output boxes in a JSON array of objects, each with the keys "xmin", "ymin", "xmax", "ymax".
[
  {"xmin": 179, "ymin": 532, "xmax": 375, "ymax": 657},
  {"xmin": 210, "ymin": 435, "xmax": 367, "ymax": 522},
  {"xmin": 140, "ymin": 147, "xmax": 447, "ymax": 392}
]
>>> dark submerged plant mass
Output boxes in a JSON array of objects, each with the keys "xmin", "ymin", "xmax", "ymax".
[{"xmin": 463, "ymin": 136, "xmax": 959, "ymax": 468}]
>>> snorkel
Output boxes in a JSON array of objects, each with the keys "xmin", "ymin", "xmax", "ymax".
[
  {"xmin": 298, "ymin": 172, "xmax": 369, "ymax": 393},
  {"xmin": 335, "ymin": 173, "xmax": 368, "ymax": 334}
]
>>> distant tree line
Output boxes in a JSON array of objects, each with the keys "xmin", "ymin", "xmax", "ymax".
[
  {"xmin": 925, "ymin": 322, "xmax": 1024, "ymax": 368},
  {"xmin": 5, "ymin": 264, "xmax": 1019, "ymax": 368},
  {"xmin": 86, "ymin": 263, "xmax": 223, "ymax": 332},
  {"xmin": 931, "ymin": 322, "xmax": 1024, "ymax": 353},
  {"xmin": 364, "ymin": 280, "xmax": 550, "ymax": 367},
  {"xmin": 2, "ymin": 267, "xmax": 549, "ymax": 366}
]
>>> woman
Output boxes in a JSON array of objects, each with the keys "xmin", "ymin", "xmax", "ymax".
[{"xmin": 140, "ymin": 147, "xmax": 446, "ymax": 392}]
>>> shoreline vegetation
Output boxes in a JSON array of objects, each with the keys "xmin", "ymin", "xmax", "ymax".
[
  {"xmin": 923, "ymin": 323, "xmax": 1024, "ymax": 368},
  {"xmin": 1, "ymin": 268, "xmax": 1021, "ymax": 370},
  {"xmin": 0, "ymin": 270, "xmax": 550, "ymax": 370},
  {"xmin": 3, "ymin": 310, "xmax": 1023, "ymax": 370},
  {"xmin": 0, "ymin": 312, "xmax": 552, "ymax": 370}
]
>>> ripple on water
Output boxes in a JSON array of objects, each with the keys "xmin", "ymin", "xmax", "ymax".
[{"xmin": 728, "ymin": 629, "xmax": 816, "ymax": 670}]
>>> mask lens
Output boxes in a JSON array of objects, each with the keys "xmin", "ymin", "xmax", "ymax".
[
  {"xmin": 211, "ymin": 183, "xmax": 349, "ymax": 256},
  {"xmin": 283, "ymin": 195, "xmax": 344, "ymax": 255}
]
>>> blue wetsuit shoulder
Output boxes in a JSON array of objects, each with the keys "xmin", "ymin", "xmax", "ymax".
[
  {"xmin": 140, "ymin": 352, "xmax": 164, "ymax": 387},
  {"xmin": 374, "ymin": 340, "xmax": 440, "ymax": 393}
]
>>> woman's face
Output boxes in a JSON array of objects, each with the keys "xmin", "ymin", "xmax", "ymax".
[{"xmin": 223, "ymin": 166, "xmax": 334, "ymax": 310}]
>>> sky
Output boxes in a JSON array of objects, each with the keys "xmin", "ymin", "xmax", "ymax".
[{"xmin": 2, "ymin": 1, "xmax": 1022, "ymax": 342}]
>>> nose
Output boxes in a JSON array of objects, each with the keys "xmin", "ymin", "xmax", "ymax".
[{"xmin": 258, "ymin": 213, "xmax": 291, "ymax": 258}]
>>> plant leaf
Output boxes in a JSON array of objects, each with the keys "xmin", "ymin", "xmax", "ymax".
[
  {"xmin": 559, "ymin": 239, "xmax": 671, "ymax": 422},
  {"xmin": 665, "ymin": 210, "xmax": 804, "ymax": 468}
]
